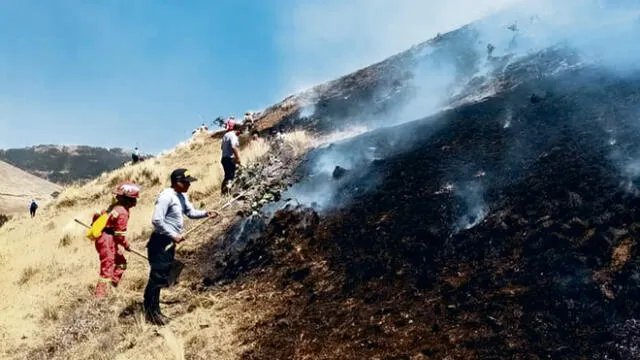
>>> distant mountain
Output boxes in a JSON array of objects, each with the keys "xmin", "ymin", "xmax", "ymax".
[{"xmin": 0, "ymin": 145, "xmax": 131, "ymax": 184}]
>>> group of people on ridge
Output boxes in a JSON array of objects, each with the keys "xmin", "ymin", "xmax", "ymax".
[{"xmin": 89, "ymin": 118, "xmax": 244, "ymax": 325}]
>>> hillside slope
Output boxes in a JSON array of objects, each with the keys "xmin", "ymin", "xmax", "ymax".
[
  {"xmin": 0, "ymin": 160, "xmax": 61, "ymax": 215},
  {"xmin": 222, "ymin": 64, "xmax": 640, "ymax": 359},
  {"xmin": 201, "ymin": 4, "xmax": 640, "ymax": 360},
  {"xmin": 2, "ymin": 2, "xmax": 640, "ymax": 360},
  {"xmin": 0, "ymin": 131, "xmax": 311, "ymax": 359}
]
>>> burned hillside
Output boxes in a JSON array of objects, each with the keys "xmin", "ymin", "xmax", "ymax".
[
  {"xmin": 205, "ymin": 38, "xmax": 640, "ymax": 359},
  {"xmin": 7, "ymin": 2, "xmax": 640, "ymax": 360},
  {"xmin": 12, "ymin": 4, "xmax": 640, "ymax": 359}
]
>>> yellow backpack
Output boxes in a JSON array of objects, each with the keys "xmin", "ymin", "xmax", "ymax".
[
  {"xmin": 86, "ymin": 213, "xmax": 109, "ymax": 241},
  {"xmin": 85, "ymin": 207, "xmax": 118, "ymax": 241}
]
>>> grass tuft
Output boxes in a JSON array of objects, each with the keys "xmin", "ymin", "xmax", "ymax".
[
  {"xmin": 108, "ymin": 170, "xmax": 133, "ymax": 188},
  {"xmin": 55, "ymin": 198, "xmax": 77, "ymax": 209},
  {"xmin": 42, "ymin": 305, "xmax": 60, "ymax": 322},
  {"xmin": 59, "ymin": 233, "xmax": 73, "ymax": 247},
  {"xmin": 17, "ymin": 266, "xmax": 40, "ymax": 286}
]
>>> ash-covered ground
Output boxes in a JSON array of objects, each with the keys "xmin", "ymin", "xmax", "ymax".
[{"xmin": 198, "ymin": 4, "xmax": 640, "ymax": 359}]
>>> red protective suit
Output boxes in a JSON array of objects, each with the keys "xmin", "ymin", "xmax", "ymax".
[{"xmin": 92, "ymin": 205, "xmax": 131, "ymax": 298}]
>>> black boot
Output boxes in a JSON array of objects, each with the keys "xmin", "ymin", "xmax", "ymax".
[
  {"xmin": 143, "ymin": 282, "xmax": 168, "ymax": 325},
  {"xmin": 145, "ymin": 310, "xmax": 169, "ymax": 326}
]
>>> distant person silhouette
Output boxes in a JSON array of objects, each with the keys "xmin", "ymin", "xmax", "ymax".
[
  {"xmin": 132, "ymin": 147, "xmax": 141, "ymax": 164},
  {"xmin": 192, "ymin": 123, "xmax": 209, "ymax": 135},
  {"xmin": 29, "ymin": 199, "xmax": 38, "ymax": 218}
]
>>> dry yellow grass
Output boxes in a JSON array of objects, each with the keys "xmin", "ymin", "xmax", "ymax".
[
  {"xmin": 280, "ymin": 131, "xmax": 313, "ymax": 157},
  {"xmin": 0, "ymin": 131, "xmax": 280, "ymax": 359},
  {"xmin": 0, "ymin": 160, "xmax": 62, "ymax": 214}
]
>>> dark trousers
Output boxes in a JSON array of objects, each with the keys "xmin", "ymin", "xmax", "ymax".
[
  {"xmin": 221, "ymin": 156, "xmax": 237, "ymax": 181},
  {"xmin": 143, "ymin": 233, "xmax": 174, "ymax": 314},
  {"xmin": 30, "ymin": 208, "xmax": 36, "ymax": 218},
  {"xmin": 221, "ymin": 156, "xmax": 237, "ymax": 194}
]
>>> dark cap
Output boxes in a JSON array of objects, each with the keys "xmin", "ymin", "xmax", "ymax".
[{"xmin": 170, "ymin": 168, "xmax": 198, "ymax": 183}]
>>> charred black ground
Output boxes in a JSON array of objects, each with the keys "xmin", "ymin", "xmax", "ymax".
[{"xmin": 204, "ymin": 41, "xmax": 640, "ymax": 360}]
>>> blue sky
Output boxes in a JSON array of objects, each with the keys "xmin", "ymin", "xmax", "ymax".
[{"xmin": 0, "ymin": 0, "xmax": 519, "ymax": 154}]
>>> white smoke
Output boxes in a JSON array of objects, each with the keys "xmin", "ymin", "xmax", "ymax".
[
  {"xmin": 281, "ymin": 127, "xmax": 385, "ymax": 212},
  {"xmin": 299, "ymin": 104, "xmax": 316, "ymax": 118},
  {"xmin": 277, "ymin": 0, "xmax": 523, "ymax": 93},
  {"xmin": 503, "ymin": 107, "xmax": 513, "ymax": 128},
  {"xmin": 387, "ymin": 58, "xmax": 459, "ymax": 127},
  {"xmin": 473, "ymin": 0, "xmax": 640, "ymax": 73},
  {"xmin": 453, "ymin": 181, "xmax": 489, "ymax": 232},
  {"xmin": 619, "ymin": 155, "xmax": 640, "ymax": 196},
  {"xmin": 278, "ymin": 0, "xmax": 640, "ymax": 218}
]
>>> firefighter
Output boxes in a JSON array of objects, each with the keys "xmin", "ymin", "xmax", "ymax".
[{"xmin": 91, "ymin": 182, "xmax": 140, "ymax": 298}]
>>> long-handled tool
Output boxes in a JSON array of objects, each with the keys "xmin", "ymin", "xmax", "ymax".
[
  {"xmin": 164, "ymin": 190, "xmax": 247, "ymax": 251},
  {"xmin": 74, "ymin": 219, "xmax": 148, "ymax": 260},
  {"xmin": 74, "ymin": 218, "xmax": 185, "ymax": 287}
]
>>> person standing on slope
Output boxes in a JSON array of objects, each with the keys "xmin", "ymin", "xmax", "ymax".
[
  {"xmin": 29, "ymin": 199, "xmax": 38, "ymax": 218},
  {"xmin": 243, "ymin": 112, "xmax": 255, "ymax": 129},
  {"xmin": 132, "ymin": 147, "xmax": 141, "ymax": 164},
  {"xmin": 143, "ymin": 168, "xmax": 217, "ymax": 325},
  {"xmin": 220, "ymin": 120, "xmax": 241, "ymax": 195},
  {"xmin": 91, "ymin": 182, "xmax": 140, "ymax": 298}
]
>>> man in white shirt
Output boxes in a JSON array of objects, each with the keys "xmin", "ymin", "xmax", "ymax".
[
  {"xmin": 143, "ymin": 168, "xmax": 217, "ymax": 325},
  {"xmin": 220, "ymin": 121, "xmax": 241, "ymax": 195}
]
